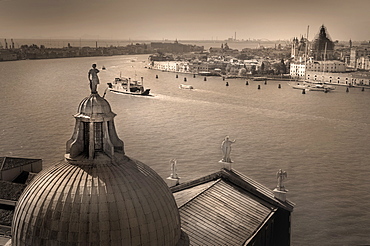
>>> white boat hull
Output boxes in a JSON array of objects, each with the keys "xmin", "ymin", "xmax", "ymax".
[
  {"xmin": 107, "ymin": 77, "xmax": 151, "ymax": 96},
  {"xmin": 288, "ymin": 82, "xmax": 335, "ymax": 92},
  {"xmin": 179, "ymin": 84, "xmax": 194, "ymax": 89}
]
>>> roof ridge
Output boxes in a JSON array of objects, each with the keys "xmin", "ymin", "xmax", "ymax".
[
  {"xmin": 170, "ymin": 171, "xmax": 222, "ymax": 193},
  {"xmin": 220, "ymin": 169, "xmax": 294, "ymax": 211}
]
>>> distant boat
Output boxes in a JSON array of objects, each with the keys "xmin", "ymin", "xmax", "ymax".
[
  {"xmin": 102, "ymin": 66, "xmax": 106, "ymax": 70},
  {"xmin": 198, "ymin": 71, "xmax": 221, "ymax": 76},
  {"xmin": 253, "ymin": 77, "xmax": 268, "ymax": 81},
  {"xmin": 306, "ymin": 82, "xmax": 335, "ymax": 91},
  {"xmin": 179, "ymin": 84, "xmax": 194, "ymax": 89},
  {"xmin": 288, "ymin": 82, "xmax": 308, "ymax": 90},
  {"xmin": 107, "ymin": 76, "xmax": 151, "ymax": 96},
  {"xmin": 198, "ymin": 71, "xmax": 212, "ymax": 76},
  {"xmin": 288, "ymin": 81, "xmax": 335, "ymax": 92}
]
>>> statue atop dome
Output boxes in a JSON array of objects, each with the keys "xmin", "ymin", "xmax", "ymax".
[{"xmin": 88, "ymin": 64, "xmax": 100, "ymax": 94}]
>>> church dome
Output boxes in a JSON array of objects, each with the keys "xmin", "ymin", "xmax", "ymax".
[{"xmin": 11, "ymin": 93, "xmax": 184, "ymax": 245}]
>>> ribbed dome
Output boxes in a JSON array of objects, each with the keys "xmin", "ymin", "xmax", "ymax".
[
  {"xmin": 75, "ymin": 94, "xmax": 116, "ymax": 120},
  {"xmin": 11, "ymin": 92, "xmax": 185, "ymax": 245},
  {"xmin": 12, "ymin": 155, "xmax": 182, "ymax": 245}
]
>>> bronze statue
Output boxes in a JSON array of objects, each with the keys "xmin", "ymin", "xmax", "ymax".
[{"xmin": 88, "ymin": 64, "xmax": 100, "ymax": 93}]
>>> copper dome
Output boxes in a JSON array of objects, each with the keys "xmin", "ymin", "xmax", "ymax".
[{"xmin": 12, "ymin": 156, "xmax": 182, "ymax": 245}]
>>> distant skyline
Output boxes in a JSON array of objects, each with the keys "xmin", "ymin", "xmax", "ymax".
[{"xmin": 0, "ymin": 0, "xmax": 369, "ymax": 42}]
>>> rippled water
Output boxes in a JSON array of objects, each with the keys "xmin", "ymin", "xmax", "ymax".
[{"xmin": 1, "ymin": 55, "xmax": 370, "ymax": 245}]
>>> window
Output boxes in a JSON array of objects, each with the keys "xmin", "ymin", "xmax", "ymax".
[
  {"xmin": 94, "ymin": 122, "xmax": 103, "ymax": 151},
  {"xmin": 83, "ymin": 122, "xmax": 90, "ymax": 156}
]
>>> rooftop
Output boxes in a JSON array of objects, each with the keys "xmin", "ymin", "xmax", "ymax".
[
  {"xmin": 172, "ymin": 168, "xmax": 294, "ymax": 245},
  {"xmin": 0, "ymin": 181, "xmax": 26, "ymax": 201},
  {"xmin": 0, "ymin": 157, "xmax": 41, "ymax": 171}
]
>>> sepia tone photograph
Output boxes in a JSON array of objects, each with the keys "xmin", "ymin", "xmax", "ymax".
[{"xmin": 1, "ymin": 0, "xmax": 370, "ymax": 245}]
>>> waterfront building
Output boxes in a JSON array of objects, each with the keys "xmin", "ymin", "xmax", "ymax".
[
  {"xmin": 0, "ymin": 50, "xmax": 17, "ymax": 61},
  {"xmin": 306, "ymin": 60, "xmax": 346, "ymax": 73},
  {"xmin": 5, "ymin": 78, "xmax": 294, "ymax": 245},
  {"xmin": 189, "ymin": 61, "xmax": 226, "ymax": 75},
  {"xmin": 356, "ymin": 56, "xmax": 370, "ymax": 70},
  {"xmin": 150, "ymin": 61, "xmax": 191, "ymax": 73},
  {"xmin": 149, "ymin": 60, "xmax": 227, "ymax": 75},
  {"xmin": 243, "ymin": 59, "xmax": 260, "ymax": 73},
  {"xmin": 306, "ymin": 71, "xmax": 370, "ymax": 86},
  {"xmin": 290, "ymin": 61, "xmax": 370, "ymax": 85},
  {"xmin": 289, "ymin": 62, "xmax": 306, "ymax": 79},
  {"xmin": 350, "ymin": 44, "xmax": 370, "ymax": 70}
]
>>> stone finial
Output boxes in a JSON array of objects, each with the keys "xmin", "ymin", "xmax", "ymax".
[
  {"xmin": 167, "ymin": 159, "xmax": 180, "ymax": 186},
  {"xmin": 273, "ymin": 169, "xmax": 288, "ymax": 202}
]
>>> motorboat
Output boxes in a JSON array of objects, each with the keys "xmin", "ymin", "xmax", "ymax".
[
  {"xmin": 304, "ymin": 82, "xmax": 336, "ymax": 92},
  {"xmin": 288, "ymin": 81, "xmax": 335, "ymax": 92},
  {"xmin": 288, "ymin": 82, "xmax": 308, "ymax": 90},
  {"xmin": 179, "ymin": 84, "xmax": 194, "ymax": 89},
  {"xmin": 107, "ymin": 76, "xmax": 151, "ymax": 96}
]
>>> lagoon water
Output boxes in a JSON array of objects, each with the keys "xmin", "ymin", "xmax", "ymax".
[{"xmin": 1, "ymin": 54, "xmax": 370, "ymax": 245}]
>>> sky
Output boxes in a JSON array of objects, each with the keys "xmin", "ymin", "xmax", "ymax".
[{"xmin": 0, "ymin": 0, "xmax": 369, "ymax": 42}]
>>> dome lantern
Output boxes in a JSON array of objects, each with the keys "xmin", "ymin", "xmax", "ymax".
[{"xmin": 66, "ymin": 93, "xmax": 124, "ymax": 160}]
